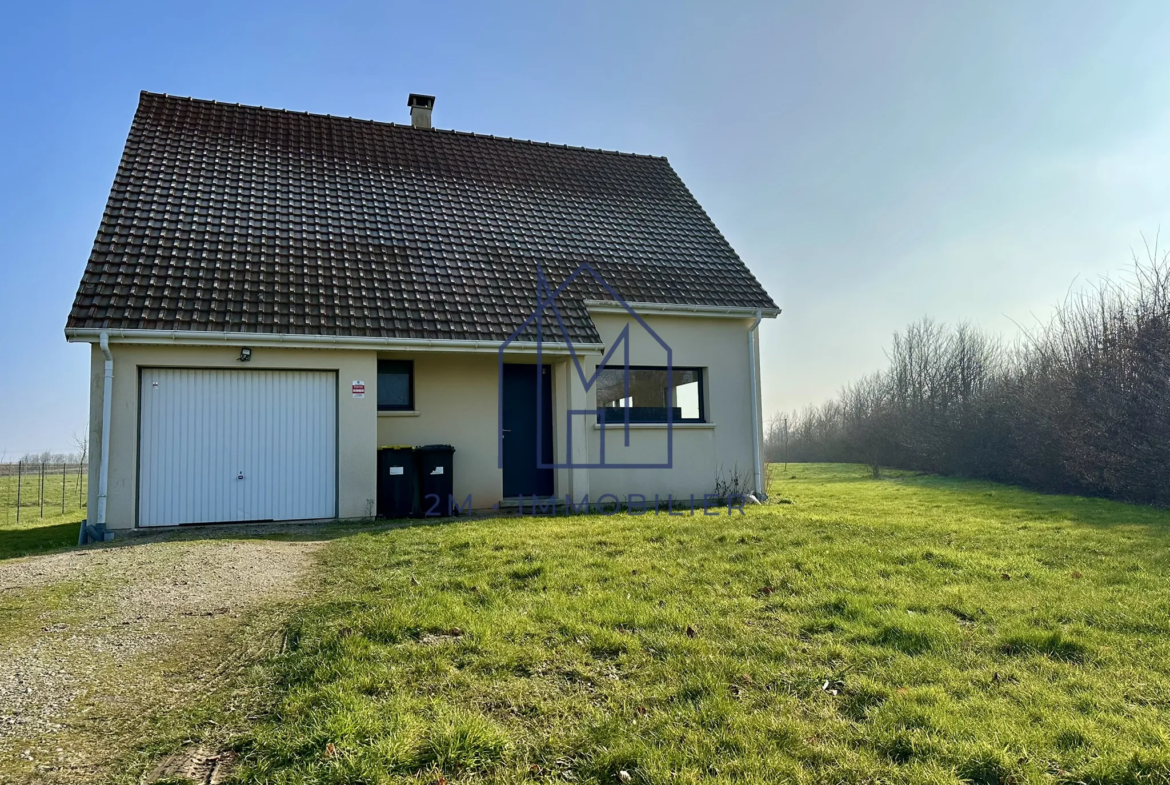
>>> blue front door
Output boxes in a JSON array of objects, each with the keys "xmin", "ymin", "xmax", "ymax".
[{"xmin": 502, "ymin": 363, "xmax": 554, "ymax": 497}]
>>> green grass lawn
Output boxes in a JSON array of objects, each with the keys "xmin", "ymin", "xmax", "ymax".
[
  {"xmin": 232, "ymin": 464, "xmax": 1170, "ymax": 784},
  {"xmin": 0, "ymin": 469, "xmax": 87, "ymax": 559}
]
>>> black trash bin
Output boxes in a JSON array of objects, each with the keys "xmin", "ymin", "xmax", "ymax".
[
  {"xmin": 415, "ymin": 444, "xmax": 456, "ymax": 516},
  {"xmin": 377, "ymin": 446, "xmax": 416, "ymax": 518}
]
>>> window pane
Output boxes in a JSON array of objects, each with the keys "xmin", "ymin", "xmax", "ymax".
[
  {"xmin": 378, "ymin": 360, "xmax": 412, "ymax": 409},
  {"xmin": 596, "ymin": 367, "xmax": 702, "ymax": 421},
  {"xmin": 675, "ymin": 380, "xmax": 700, "ymax": 419}
]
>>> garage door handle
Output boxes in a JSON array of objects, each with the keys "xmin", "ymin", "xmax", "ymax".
[{"xmin": 237, "ymin": 473, "xmax": 245, "ymax": 480}]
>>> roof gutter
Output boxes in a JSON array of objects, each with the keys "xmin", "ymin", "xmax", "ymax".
[
  {"xmin": 747, "ymin": 309, "xmax": 764, "ymax": 499},
  {"xmin": 586, "ymin": 300, "xmax": 781, "ymax": 319},
  {"xmin": 64, "ymin": 328, "xmax": 606, "ymax": 355}
]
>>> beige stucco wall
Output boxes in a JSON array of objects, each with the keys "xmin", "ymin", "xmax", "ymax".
[
  {"xmin": 375, "ymin": 352, "xmax": 503, "ymax": 510},
  {"xmin": 367, "ymin": 315, "xmax": 764, "ymax": 509},
  {"xmin": 81, "ymin": 311, "xmax": 764, "ymax": 528},
  {"xmin": 583, "ymin": 312, "xmax": 760, "ymax": 502},
  {"xmin": 86, "ymin": 343, "xmax": 377, "ymax": 529}
]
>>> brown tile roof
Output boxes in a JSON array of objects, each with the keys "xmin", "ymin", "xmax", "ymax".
[{"xmin": 66, "ymin": 92, "xmax": 777, "ymax": 343}]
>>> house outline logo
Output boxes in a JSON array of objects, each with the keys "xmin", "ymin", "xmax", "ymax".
[{"xmin": 497, "ymin": 262, "xmax": 675, "ymax": 470}]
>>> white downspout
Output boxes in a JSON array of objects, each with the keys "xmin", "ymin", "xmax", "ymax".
[
  {"xmin": 748, "ymin": 308, "xmax": 767, "ymax": 498},
  {"xmin": 97, "ymin": 332, "xmax": 113, "ymax": 528},
  {"xmin": 747, "ymin": 310, "xmax": 763, "ymax": 497}
]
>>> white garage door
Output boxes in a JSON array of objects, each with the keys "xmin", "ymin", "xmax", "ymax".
[{"xmin": 138, "ymin": 368, "xmax": 337, "ymax": 527}]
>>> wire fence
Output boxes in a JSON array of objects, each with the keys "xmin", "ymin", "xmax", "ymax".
[{"xmin": 0, "ymin": 462, "xmax": 88, "ymax": 525}]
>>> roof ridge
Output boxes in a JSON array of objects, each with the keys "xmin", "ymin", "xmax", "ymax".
[{"xmin": 139, "ymin": 90, "xmax": 667, "ymax": 161}]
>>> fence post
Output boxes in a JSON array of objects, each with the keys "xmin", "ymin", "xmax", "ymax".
[
  {"xmin": 16, "ymin": 461, "xmax": 21, "ymax": 523},
  {"xmin": 61, "ymin": 463, "xmax": 67, "ymax": 515},
  {"xmin": 40, "ymin": 462, "xmax": 46, "ymax": 518}
]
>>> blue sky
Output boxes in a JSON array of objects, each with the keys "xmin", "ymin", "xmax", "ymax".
[{"xmin": 4, "ymin": 0, "xmax": 1170, "ymax": 454}]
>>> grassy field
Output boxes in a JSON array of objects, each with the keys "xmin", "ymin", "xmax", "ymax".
[
  {"xmin": 0, "ymin": 468, "xmax": 87, "ymax": 559},
  {"xmin": 228, "ymin": 464, "xmax": 1170, "ymax": 784}
]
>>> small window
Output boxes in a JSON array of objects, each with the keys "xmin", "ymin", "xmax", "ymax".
[
  {"xmin": 378, "ymin": 360, "xmax": 414, "ymax": 411},
  {"xmin": 596, "ymin": 366, "xmax": 704, "ymax": 423}
]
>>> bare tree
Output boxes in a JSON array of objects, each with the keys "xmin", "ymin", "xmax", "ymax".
[
  {"xmin": 72, "ymin": 430, "xmax": 89, "ymax": 468},
  {"xmin": 72, "ymin": 428, "xmax": 89, "ymax": 507},
  {"xmin": 775, "ymin": 240, "xmax": 1170, "ymax": 505}
]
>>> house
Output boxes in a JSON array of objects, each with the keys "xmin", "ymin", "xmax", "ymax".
[{"xmin": 65, "ymin": 91, "xmax": 779, "ymax": 531}]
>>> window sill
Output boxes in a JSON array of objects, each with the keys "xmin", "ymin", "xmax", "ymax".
[
  {"xmin": 593, "ymin": 422, "xmax": 714, "ymax": 430},
  {"xmin": 378, "ymin": 410, "xmax": 421, "ymax": 417}
]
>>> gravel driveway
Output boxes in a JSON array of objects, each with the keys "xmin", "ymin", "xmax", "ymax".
[{"xmin": 0, "ymin": 529, "xmax": 324, "ymax": 783}]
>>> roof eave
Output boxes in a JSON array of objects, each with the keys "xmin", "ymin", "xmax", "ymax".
[
  {"xmin": 63, "ymin": 328, "xmax": 607, "ymax": 355},
  {"xmin": 584, "ymin": 300, "xmax": 781, "ymax": 319}
]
